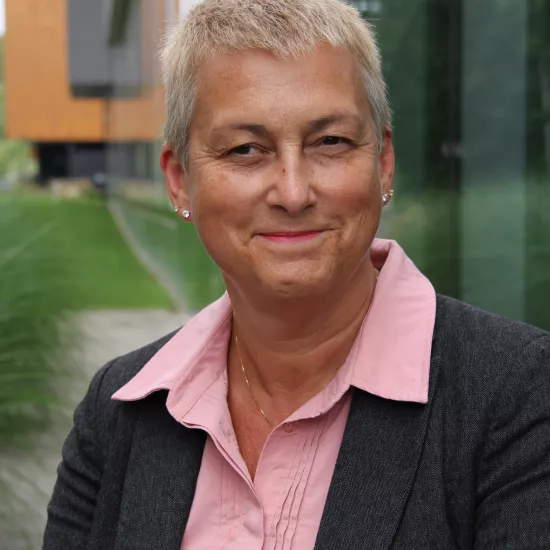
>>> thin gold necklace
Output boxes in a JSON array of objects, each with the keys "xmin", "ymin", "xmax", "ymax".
[
  {"xmin": 232, "ymin": 272, "xmax": 379, "ymax": 431},
  {"xmin": 234, "ymin": 328, "xmax": 275, "ymax": 429}
]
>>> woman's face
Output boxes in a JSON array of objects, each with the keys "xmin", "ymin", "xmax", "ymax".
[{"xmin": 163, "ymin": 44, "xmax": 394, "ymax": 299}]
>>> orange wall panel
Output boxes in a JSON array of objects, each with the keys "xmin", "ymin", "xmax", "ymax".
[
  {"xmin": 107, "ymin": 87, "xmax": 165, "ymax": 142},
  {"xmin": 5, "ymin": 0, "xmax": 105, "ymax": 142},
  {"xmin": 4, "ymin": 0, "xmax": 169, "ymax": 143}
]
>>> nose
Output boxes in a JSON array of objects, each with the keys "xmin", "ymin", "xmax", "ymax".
[{"xmin": 265, "ymin": 152, "xmax": 316, "ymax": 216}]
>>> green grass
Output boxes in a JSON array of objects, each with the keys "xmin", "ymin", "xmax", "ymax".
[{"xmin": 0, "ymin": 192, "xmax": 172, "ymax": 310}]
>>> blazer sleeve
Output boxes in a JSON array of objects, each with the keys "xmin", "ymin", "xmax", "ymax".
[
  {"xmin": 42, "ymin": 361, "xmax": 113, "ymax": 550},
  {"xmin": 474, "ymin": 335, "xmax": 550, "ymax": 549}
]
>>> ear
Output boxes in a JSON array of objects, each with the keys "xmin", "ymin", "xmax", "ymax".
[
  {"xmin": 379, "ymin": 128, "xmax": 395, "ymax": 196},
  {"xmin": 160, "ymin": 144, "xmax": 192, "ymax": 218}
]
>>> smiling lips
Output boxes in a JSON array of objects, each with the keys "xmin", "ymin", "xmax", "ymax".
[{"xmin": 258, "ymin": 230, "xmax": 326, "ymax": 242}]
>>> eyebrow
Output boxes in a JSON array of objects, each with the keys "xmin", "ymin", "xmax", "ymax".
[
  {"xmin": 212, "ymin": 114, "xmax": 363, "ymax": 138},
  {"xmin": 306, "ymin": 114, "xmax": 363, "ymax": 134},
  {"xmin": 213, "ymin": 123, "xmax": 271, "ymax": 139}
]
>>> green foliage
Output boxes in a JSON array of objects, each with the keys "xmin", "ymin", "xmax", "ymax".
[
  {"xmin": 0, "ymin": 188, "xmax": 174, "ymax": 499},
  {"xmin": 0, "ymin": 134, "xmax": 34, "ymax": 176},
  {"xmin": 0, "ymin": 189, "xmax": 173, "ymax": 449},
  {"xmin": 0, "ymin": 198, "xmax": 75, "ymax": 450},
  {"xmin": 0, "ymin": 191, "xmax": 174, "ymax": 544},
  {"xmin": 0, "ymin": 193, "xmax": 82, "ymax": 550}
]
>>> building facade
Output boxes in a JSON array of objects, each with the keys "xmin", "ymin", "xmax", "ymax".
[{"xmin": 5, "ymin": 0, "xmax": 173, "ymax": 184}]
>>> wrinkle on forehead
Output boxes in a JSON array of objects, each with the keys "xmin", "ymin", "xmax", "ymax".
[{"xmin": 189, "ymin": 44, "xmax": 370, "ymax": 137}]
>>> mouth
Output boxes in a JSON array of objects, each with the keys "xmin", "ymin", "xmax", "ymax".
[{"xmin": 257, "ymin": 230, "xmax": 327, "ymax": 243}]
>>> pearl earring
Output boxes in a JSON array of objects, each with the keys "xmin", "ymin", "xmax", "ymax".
[{"xmin": 382, "ymin": 189, "xmax": 395, "ymax": 205}]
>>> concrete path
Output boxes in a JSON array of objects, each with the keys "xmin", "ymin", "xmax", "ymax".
[{"xmin": 0, "ymin": 309, "xmax": 190, "ymax": 550}]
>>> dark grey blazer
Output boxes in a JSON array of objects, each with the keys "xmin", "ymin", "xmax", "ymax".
[{"xmin": 43, "ymin": 295, "xmax": 550, "ymax": 549}]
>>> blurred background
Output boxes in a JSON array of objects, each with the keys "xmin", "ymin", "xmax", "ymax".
[{"xmin": 0, "ymin": 0, "xmax": 548, "ymax": 547}]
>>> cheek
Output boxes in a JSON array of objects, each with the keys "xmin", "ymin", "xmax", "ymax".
[
  {"xmin": 188, "ymin": 171, "xmax": 253, "ymax": 258},
  {"xmin": 323, "ymin": 170, "xmax": 381, "ymax": 221},
  {"xmin": 189, "ymin": 168, "xmax": 228, "ymax": 221},
  {"xmin": 190, "ymin": 166, "xmax": 258, "ymax": 219},
  {"xmin": 321, "ymin": 170, "xmax": 382, "ymax": 254}
]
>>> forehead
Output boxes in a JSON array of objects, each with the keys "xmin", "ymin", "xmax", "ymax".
[{"xmin": 191, "ymin": 44, "xmax": 369, "ymax": 132}]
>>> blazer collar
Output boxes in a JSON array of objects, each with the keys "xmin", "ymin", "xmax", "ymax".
[
  {"xmin": 314, "ymin": 339, "xmax": 442, "ymax": 550},
  {"xmin": 113, "ymin": 393, "xmax": 206, "ymax": 550}
]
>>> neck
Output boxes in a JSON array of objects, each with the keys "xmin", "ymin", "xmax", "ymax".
[{"xmin": 227, "ymin": 259, "xmax": 377, "ymax": 416}]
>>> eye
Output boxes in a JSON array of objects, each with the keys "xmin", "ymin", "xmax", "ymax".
[
  {"xmin": 228, "ymin": 144, "xmax": 259, "ymax": 156},
  {"xmin": 319, "ymin": 136, "xmax": 352, "ymax": 147}
]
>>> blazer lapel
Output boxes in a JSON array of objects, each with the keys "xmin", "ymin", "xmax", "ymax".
[
  {"xmin": 114, "ymin": 392, "xmax": 206, "ymax": 550},
  {"xmin": 315, "ymin": 357, "xmax": 441, "ymax": 550}
]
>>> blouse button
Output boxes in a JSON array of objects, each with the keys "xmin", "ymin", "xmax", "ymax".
[{"xmin": 283, "ymin": 423, "xmax": 295, "ymax": 433}]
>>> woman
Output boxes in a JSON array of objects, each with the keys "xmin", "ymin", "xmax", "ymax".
[{"xmin": 43, "ymin": 0, "xmax": 550, "ymax": 548}]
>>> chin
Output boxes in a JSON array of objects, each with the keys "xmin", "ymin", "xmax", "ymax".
[{"xmin": 258, "ymin": 266, "xmax": 334, "ymax": 299}]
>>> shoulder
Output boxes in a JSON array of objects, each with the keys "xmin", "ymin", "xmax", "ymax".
[
  {"xmin": 73, "ymin": 330, "xmax": 181, "ymax": 460},
  {"xmin": 431, "ymin": 299, "xmax": 550, "ymax": 543},
  {"xmin": 433, "ymin": 294, "xmax": 550, "ymax": 406},
  {"xmin": 86, "ymin": 330, "xmax": 180, "ymax": 425},
  {"xmin": 435, "ymin": 294, "xmax": 549, "ymax": 350}
]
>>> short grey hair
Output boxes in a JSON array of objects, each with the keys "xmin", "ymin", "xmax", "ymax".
[{"xmin": 160, "ymin": 0, "xmax": 391, "ymax": 163}]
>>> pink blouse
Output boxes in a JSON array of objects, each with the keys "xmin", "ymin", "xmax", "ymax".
[{"xmin": 112, "ymin": 239, "xmax": 436, "ymax": 550}]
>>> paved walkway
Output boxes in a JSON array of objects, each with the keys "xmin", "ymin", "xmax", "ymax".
[{"xmin": 0, "ymin": 309, "xmax": 190, "ymax": 549}]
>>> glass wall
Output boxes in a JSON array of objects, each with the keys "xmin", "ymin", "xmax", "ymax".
[{"xmin": 359, "ymin": 0, "xmax": 550, "ymax": 330}]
